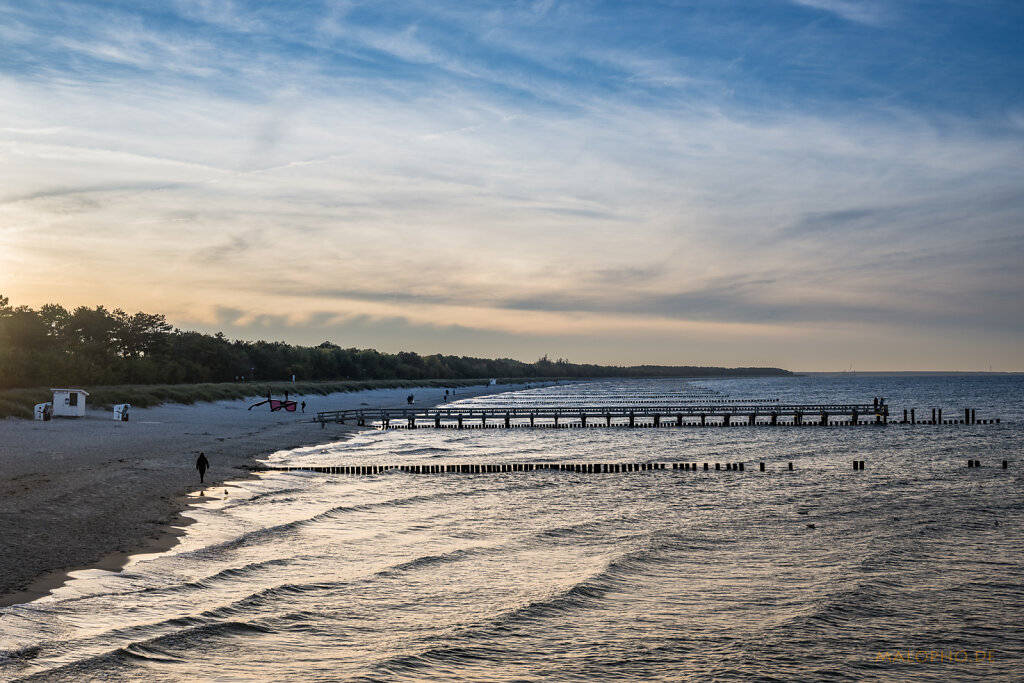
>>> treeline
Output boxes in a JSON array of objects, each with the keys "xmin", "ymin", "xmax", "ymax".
[{"xmin": 0, "ymin": 295, "xmax": 791, "ymax": 389}]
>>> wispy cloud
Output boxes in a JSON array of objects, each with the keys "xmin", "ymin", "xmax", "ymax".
[{"xmin": 788, "ymin": 0, "xmax": 889, "ymax": 25}]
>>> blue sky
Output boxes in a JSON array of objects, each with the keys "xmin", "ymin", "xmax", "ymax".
[{"xmin": 1, "ymin": 0, "xmax": 1022, "ymax": 370}]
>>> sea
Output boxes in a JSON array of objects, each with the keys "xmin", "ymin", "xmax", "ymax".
[{"xmin": 1, "ymin": 374, "xmax": 1022, "ymax": 682}]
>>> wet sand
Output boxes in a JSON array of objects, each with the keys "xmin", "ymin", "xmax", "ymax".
[{"xmin": 0, "ymin": 384, "xmax": 516, "ymax": 605}]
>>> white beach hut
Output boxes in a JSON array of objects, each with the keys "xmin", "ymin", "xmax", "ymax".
[{"xmin": 50, "ymin": 388, "xmax": 89, "ymax": 417}]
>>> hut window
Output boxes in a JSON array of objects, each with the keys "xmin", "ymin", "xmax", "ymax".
[{"xmin": 69, "ymin": 393, "xmax": 78, "ymax": 407}]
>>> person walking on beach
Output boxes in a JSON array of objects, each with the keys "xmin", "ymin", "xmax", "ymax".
[
  {"xmin": 301, "ymin": 401, "xmax": 306, "ymax": 413},
  {"xmin": 196, "ymin": 452, "xmax": 210, "ymax": 483}
]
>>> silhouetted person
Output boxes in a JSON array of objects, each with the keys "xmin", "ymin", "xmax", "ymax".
[
  {"xmin": 196, "ymin": 452, "xmax": 209, "ymax": 483},
  {"xmin": 407, "ymin": 394, "xmax": 414, "ymax": 404},
  {"xmin": 301, "ymin": 401, "xmax": 306, "ymax": 413}
]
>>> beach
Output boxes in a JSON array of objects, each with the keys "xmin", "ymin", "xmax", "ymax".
[{"xmin": 0, "ymin": 383, "xmax": 520, "ymax": 605}]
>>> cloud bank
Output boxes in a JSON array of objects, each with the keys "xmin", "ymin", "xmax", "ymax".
[{"xmin": 1, "ymin": 0, "xmax": 1022, "ymax": 370}]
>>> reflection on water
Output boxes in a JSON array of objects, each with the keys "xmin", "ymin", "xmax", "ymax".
[{"xmin": 2, "ymin": 376, "xmax": 1022, "ymax": 681}]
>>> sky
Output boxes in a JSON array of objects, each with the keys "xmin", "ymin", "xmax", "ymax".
[{"xmin": 1, "ymin": 0, "xmax": 1022, "ymax": 371}]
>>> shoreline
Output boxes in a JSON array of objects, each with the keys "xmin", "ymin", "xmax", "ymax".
[
  {"xmin": 0, "ymin": 382, "xmax": 533, "ymax": 607},
  {"xmin": 0, "ymin": 509, "xmax": 196, "ymax": 608}
]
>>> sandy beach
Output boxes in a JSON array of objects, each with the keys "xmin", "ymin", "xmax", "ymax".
[{"xmin": 0, "ymin": 383, "xmax": 522, "ymax": 605}]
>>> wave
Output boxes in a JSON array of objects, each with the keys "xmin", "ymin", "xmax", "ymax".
[
  {"xmin": 391, "ymin": 446, "xmax": 453, "ymax": 456},
  {"xmin": 373, "ymin": 546, "xmax": 498, "ymax": 578},
  {"xmin": 223, "ymin": 486, "xmax": 312, "ymax": 507},
  {"xmin": 0, "ymin": 644, "xmax": 41, "ymax": 663},
  {"xmin": 15, "ymin": 620, "xmax": 272, "ymax": 681},
  {"xmin": 183, "ymin": 478, "xmax": 564, "ymax": 557},
  {"xmin": 43, "ymin": 557, "xmax": 296, "ymax": 608},
  {"xmin": 364, "ymin": 539, "xmax": 681, "ymax": 678}
]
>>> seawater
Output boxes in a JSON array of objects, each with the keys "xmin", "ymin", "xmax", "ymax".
[{"xmin": 2, "ymin": 375, "xmax": 1022, "ymax": 682}]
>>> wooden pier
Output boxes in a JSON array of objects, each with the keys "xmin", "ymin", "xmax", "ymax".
[
  {"xmin": 316, "ymin": 397, "xmax": 997, "ymax": 430},
  {"xmin": 315, "ymin": 402, "xmax": 903, "ymax": 429}
]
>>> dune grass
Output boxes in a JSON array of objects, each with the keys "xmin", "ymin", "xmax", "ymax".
[{"xmin": 0, "ymin": 379, "xmax": 497, "ymax": 420}]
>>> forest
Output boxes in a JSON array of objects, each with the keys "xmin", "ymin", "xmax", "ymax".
[{"xmin": 0, "ymin": 295, "xmax": 791, "ymax": 389}]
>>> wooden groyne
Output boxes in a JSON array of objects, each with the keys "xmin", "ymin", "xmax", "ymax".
[
  {"xmin": 260, "ymin": 459, "xmax": 1009, "ymax": 476},
  {"xmin": 315, "ymin": 401, "xmax": 996, "ymax": 430}
]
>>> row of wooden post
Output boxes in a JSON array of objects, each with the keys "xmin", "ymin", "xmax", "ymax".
[
  {"xmin": 266, "ymin": 459, "xmax": 1013, "ymax": 475},
  {"xmin": 898, "ymin": 408, "xmax": 997, "ymax": 425},
  {"xmin": 264, "ymin": 461, "xmax": 805, "ymax": 475}
]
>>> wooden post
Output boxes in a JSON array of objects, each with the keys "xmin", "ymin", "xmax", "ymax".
[
  {"xmin": 1004, "ymin": 460, "xmax": 1009, "ymax": 469},
  {"xmin": 629, "ymin": 411, "xmax": 635, "ymax": 427},
  {"xmin": 759, "ymin": 462, "xmax": 765, "ymax": 472},
  {"xmin": 938, "ymin": 408, "xmax": 943, "ymax": 424},
  {"xmin": 911, "ymin": 408, "xmax": 915, "ymax": 424},
  {"xmin": 770, "ymin": 412, "xmax": 777, "ymax": 426},
  {"xmin": 788, "ymin": 462, "xmax": 793, "ymax": 471},
  {"xmin": 505, "ymin": 413, "xmax": 511, "ymax": 428},
  {"xmin": 704, "ymin": 463, "xmax": 709, "ymax": 471},
  {"xmin": 701, "ymin": 414, "xmax": 706, "ymax": 426}
]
